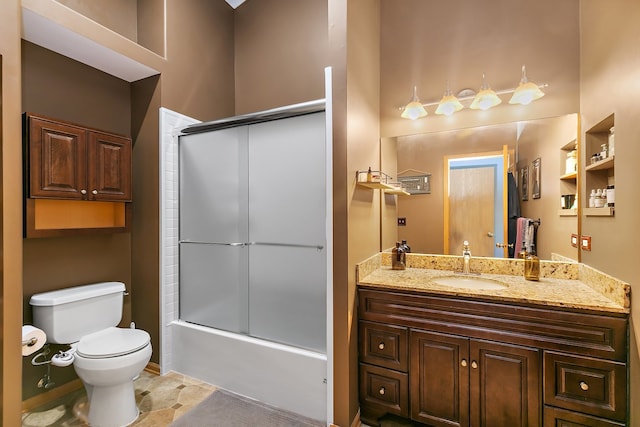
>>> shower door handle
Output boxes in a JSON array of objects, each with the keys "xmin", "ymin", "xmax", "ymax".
[{"xmin": 247, "ymin": 242, "xmax": 324, "ymax": 251}]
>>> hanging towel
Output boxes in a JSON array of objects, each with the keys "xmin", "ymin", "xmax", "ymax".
[
  {"xmin": 507, "ymin": 172, "xmax": 521, "ymax": 258},
  {"xmin": 514, "ymin": 217, "xmax": 531, "ymax": 256}
]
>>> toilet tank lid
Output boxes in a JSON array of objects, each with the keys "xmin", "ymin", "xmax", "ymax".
[{"xmin": 30, "ymin": 282, "xmax": 126, "ymax": 306}]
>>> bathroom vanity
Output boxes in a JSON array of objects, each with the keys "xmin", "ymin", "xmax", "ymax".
[{"xmin": 357, "ymin": 253, "xmax": 630, "ymax": 427}]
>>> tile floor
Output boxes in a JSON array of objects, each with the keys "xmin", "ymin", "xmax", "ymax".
[{"xmin": 21, "ymin": 371, "xmax": 216, "ymax": 427}]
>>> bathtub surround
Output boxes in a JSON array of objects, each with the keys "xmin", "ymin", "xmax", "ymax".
[{"xmin": 159, "ymin": 94, "xmax": 334, "ymax": 422}]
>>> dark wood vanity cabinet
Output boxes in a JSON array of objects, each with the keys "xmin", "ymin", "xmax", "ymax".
[
  {"xmin": 358, "ymin": 287, "xmax": 628, "ymax": 427},
  {"xmin": 26, "ymin": 114, "xmax": 132, "ymax": 202}
]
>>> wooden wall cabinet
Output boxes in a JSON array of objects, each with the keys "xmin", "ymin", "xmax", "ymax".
[
  {"xmin": 23, "ymin": 113, "xmax": 133, "ymax": 237},
  {"xmin": 26, "ymin": 114, "xmax": 132, "ymax": 201},
  {"xmin": 358, "ymin": 287, "xmax": 628, "ymax": 427}
]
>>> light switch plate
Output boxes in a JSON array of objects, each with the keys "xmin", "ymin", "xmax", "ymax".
[
  {"xmin": 581, "ymin": 235, "xmax": 592, "ymax": 251},
  {"xmin": 571, "ymin": 234, "xmax": 578, "ymax": 248}
]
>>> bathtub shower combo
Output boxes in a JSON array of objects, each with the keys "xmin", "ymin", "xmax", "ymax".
[{"xmin": 160, "ymin": 97, "xmax": 332, "ymax": 423}]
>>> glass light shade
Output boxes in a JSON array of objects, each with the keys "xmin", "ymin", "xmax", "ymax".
[
  {"xmin": 400, "ymin": 86, "xmax": 427, "ymax": 120},
  {"xmin": 470, "ymin": 88, "xmax": 502, "ymax": 110},
  {"xmin": 435, "ymin": 94, "xmax": 464, "ymax": 116},
  {"xmin": 509, "ymin": 81, "xmax": 545, "ymax": 105},
  {"xmin": 401, "ymin": 101, "xmax": 428, "ymax": 120}
]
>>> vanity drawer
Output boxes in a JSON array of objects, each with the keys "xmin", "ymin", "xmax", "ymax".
[
  {"xmin": 359, "ymin": 363, "xmax": 409, "ymax": 419},
  {"xmin": 544, "ymin": 406, "xmax": 625, "ymax": 427},
  {"xmin": 544, "ymin": 351, "xmax": 627, "ymax": 422},
  {"xmin": 359, "ymin": 321, "xmax": 408, "ymax": 372}
]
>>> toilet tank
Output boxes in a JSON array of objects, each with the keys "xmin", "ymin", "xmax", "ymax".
[{"xmin": 30, "ymin": 282, "xmax": 126, "ymax": 344}]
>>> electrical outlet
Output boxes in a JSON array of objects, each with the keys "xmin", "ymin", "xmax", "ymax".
[
  {"xmin": 571, "ymin": 234, "xmax": 578, "ymax": 248},
  {"xmin": 397, "ymin": 217, "xmax": 407, "ymax": 226},
  {"xmin": 581, "ymin": 235, "xmax": 592, "ymax": 251}
]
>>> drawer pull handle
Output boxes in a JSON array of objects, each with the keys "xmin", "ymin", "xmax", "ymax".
[
  {"xmin": 378, "ymin": 342, "xmax": 385, "ymax": 350},
  {"xmin": 461, "ymin": 359, "xmax": 468, "ymax": 367},
  {"xmin": 579, "ymin": 381, "xmax": 589, "ymax": 391},
  {"xmin": 379, "ymin": 387, "xmax": 385, "ymax": 395},
  {"xmin": 471, "ymin": 361, "xmax": 478, "ymax": 369}
]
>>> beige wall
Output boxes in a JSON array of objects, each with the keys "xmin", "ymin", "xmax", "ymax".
[
  {"xmin": 579, "ymin": 0, "xmax": 640, "ymax": 423},
  {"xmin": 1, "ymin": 0, "xmax": 24, "ymax": 424},
  {"xmin": 517, "ymin": 114, "xmax": 579, "ymax": 260},
  {"xmin": 379, "ymin": 0, "xmax": 580, "ymax": 138},
  {"xmin": 234, "ymin": 0, "xmax": 328, "ymax": 114},
  {"xmin": 344, "ymin": 1, "xmax": 381, "ymax": 424}
]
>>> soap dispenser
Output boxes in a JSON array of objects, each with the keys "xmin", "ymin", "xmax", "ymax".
[
  {"xmin": 517, "ymin": 240, "xmax": 527, "ymax": 260},
  {"xmin": 392, "ymin": 242, "xmax": 406, "ymax": 270},
  {"xmin": 401, "ymin": 240, "xmax": 411, "ymax": 253},
  {"xmin": 524, "ymin": 244, "xmax": 540, "ymax": 281}
]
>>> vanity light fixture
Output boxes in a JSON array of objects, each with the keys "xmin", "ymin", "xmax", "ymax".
[
  {"xmin": 469, "ymin": 73, "xmax": 502, "ymax": 110},
  {"xmin": 400, "ymin": 65, "xmax": 547, "ymax": 119},
  {"xmin": 509, "ymin": 65, "xmax": 545, "ymax": 105},
  {"xmin": 400, "ymin": 86, "xmax": 428, "ymax": 120},
  {"xmin": 435, "ymin": 83, "xmax": 464, "ymax": 116}
]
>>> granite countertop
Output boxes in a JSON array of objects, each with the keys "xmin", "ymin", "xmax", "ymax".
[{"xmin": 357, "ymin": 253, "xmax": 630, "ymax": 315}]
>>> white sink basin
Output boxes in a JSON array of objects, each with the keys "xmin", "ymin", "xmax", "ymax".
[{"xmin": 432, "ymin": 275, "xmax": 508, "ymax": 290}]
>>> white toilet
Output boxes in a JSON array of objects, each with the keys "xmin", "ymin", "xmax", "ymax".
[{"xmin": 30, "ymin": 282, "xmax": 151, "ymax": 427}]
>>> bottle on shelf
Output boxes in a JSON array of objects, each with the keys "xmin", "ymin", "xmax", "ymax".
[
  {"xmin": 392, "ymin": 242, "xmax": 406, "ymax": 270},
  {"xmin": 524, "ymin": 244, "xmax": 540, "ymax": 281},
  {"xmin": 366, "ymin": 167, "xmax": 373, "ymax": 182},
  {"xmin": 589, "ymin": 189, "xmax": 596, "ymax": 208},
  {"xmin": 565, "ymin": 150, "xmax": 577, "ymax": 175},
  {"xmin": 608, "ymin": 126, "xmax": 615, "ymax": 157},
  {"xmin": 600, "ymin": 143, "xmax": 608, "ymax": 159},
  {"xmin": 606, "ymin": 184, "xmax": 615, "ymax": 207}
]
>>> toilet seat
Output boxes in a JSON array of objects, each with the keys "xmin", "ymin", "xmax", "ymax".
[{"xmin": 77, "ymin": 327, "xmax": 150, "ymax": 359}]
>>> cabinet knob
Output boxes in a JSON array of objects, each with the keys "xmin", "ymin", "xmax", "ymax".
[
  {"xmin": 471, "ymin": 361, "xmax": 478, "ymax": 369},
  {"xmin": 378, "ymin": 387, "xmax": 385, "ymax": 395},
  {"xmin": 80, "ymin": 189, "xmax": 87, "ymax": 195},
  {"xmin": 579, "ymin": 381, "xmax": 589, "ymax": 391},
  {"xmin": 461, "ymin": 359, "xmax": 468, "ymax": 367},
  {"xmin": 92, "ymin": 189, "xmax": 98, "ymax": 195},
  {"xmin": 378, "ymin": 342, "xmax": 385, "ymax": 350}
]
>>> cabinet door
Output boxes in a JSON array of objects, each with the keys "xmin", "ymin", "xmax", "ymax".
[
  {"xmin": 470, "ymin": 339, "xmax": 541, "ymax": 427},
  {"xmin": 87, "ymin": 131, "xmax": 132, "ymax": 201},
  {"xmin": 410, "ymin": 329, "xmax": 469, "ymax": 427},
  {"xmin": 28, "ymin": 116, "xmax": 87, "ymax": 199}
]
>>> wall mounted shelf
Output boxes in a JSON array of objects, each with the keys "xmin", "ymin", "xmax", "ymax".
[
  {"xmin": 557, "ymin": 209, "xmax": 578, "ymax": 217},
  {"xmin": 585, "ymin": 155, "xmax": 614, "ymax": 172},
  {"xmin": 357, "ymin": 169, "xmax": 411, "ymax": 195},
  {"xmin": 584, "ymin": 207, "xmax": 614, "ymax": 217}
]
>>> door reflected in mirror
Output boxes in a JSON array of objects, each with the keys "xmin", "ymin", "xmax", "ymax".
[{"xmin": 383, "ymin": 114, "xmax": 579, "ymax": 262}]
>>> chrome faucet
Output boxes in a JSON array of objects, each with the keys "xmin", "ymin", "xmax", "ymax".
[{"xmin": 462, "ymin": 240, "xmax": 472, "ymax": 274}]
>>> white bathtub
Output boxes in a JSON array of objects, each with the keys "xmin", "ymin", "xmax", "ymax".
[{"xmin": 169, "ymin": 320, "xmax": 327, "ymax": 422}]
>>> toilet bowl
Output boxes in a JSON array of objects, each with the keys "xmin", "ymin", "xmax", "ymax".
[
  {"xmin": 29, "ymin": 282, "xmax": 152, "ymax": 427},
  {"xmin": 73, "ymin": 327, "xmax": 152, "ymax": 427}
]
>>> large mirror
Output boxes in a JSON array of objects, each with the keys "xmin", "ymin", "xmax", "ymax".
[{"xmin": 382, "ymin": 113, "xmax": 579, "ymax": 262}]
